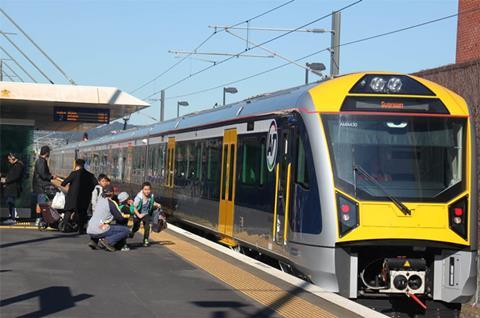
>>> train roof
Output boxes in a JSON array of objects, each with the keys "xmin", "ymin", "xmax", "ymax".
[
  {"xmin": 59, "ymin": 80, "xmax": 320, "ymax": 150},
  {"xmin": 56, "ymin": 71, "xmax": 470, "ymax": 151}
]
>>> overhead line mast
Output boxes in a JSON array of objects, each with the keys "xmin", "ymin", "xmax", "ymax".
[{"xmin": 0, "ymin": 8, "xmax": 77, "ymax": 85}]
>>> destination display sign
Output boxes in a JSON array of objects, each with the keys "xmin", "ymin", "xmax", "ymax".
[
  {"xmin": 53, "ymin": 107, "xmax": 110, "ymax": 124},
  {"xmin": 341, "ymin": 96, "xmax": 449, "ymax": 114}
]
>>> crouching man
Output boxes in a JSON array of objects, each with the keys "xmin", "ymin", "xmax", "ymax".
[{"xmin": 86, "ymin": 185, "xmax": 129, "ymax": 252}]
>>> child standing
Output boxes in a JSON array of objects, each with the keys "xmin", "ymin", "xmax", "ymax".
[
  {"xmin": 129, "ymin": 182, "xmax": 160, "ymax": 247},
  {"xmin": 91, "ymin": 174, "xmax": 110, "ymax": 213}
]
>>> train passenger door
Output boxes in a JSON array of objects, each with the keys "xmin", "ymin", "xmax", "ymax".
[
  {"xmin": 218, "ymin": 129, "xmax": 237, "ymax": 244},
  {"xmin": 272, "ymin": 125, "xmax": 294, "ymax": 246},
  {"xmin": 165, "ymin": 137, "xmax": 176, "ymax": 189}
]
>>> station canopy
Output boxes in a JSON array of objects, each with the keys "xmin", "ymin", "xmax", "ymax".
[{"xmin": 0, "ymin": 81, "xmax": 149, "ymax": 131}]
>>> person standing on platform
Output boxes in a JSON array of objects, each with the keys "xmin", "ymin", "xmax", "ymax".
[
  {"xmin": 129, "ymin": 182, "xmax": 160, "ymax": 247},
  {"xmin": 32, "ymin": 146, "xmax": 57, "ymax": 226},
  {"xmin": 61, "ymin": 159, "xmax": 97, "ymax": 234},
  {"xmin": 1, "ymin": 153, "xmax": 25, "ymax": 225}
]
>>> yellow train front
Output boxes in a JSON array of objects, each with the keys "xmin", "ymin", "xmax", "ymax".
[{"xmin": 294, "ymin": 72, "xmax": 477, "ymax": 314}]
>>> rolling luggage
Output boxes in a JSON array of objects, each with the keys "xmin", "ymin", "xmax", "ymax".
[{"xmin": 38, "ymin": 203, "xmax": 61, "ymax": 230}]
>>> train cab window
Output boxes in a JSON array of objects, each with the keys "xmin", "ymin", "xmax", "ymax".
[{"xmin": 296, "ymin": 137, "xmax": 309, "ymax": 188}]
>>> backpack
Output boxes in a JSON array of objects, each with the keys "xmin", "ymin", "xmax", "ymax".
[{"xmin": 87, "ymin": 187, "xmax": 101, "ymax": 216}]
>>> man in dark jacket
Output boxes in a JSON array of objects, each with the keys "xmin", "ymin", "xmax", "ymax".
[
  {"xmin": 1, "ymin": 153, "xmax": 24, "ymax": 225},
  {"xmin": 33, "ymin": 146, "xmax": 56, "ymax": 226},
  {"xmin": 61, "ymin": 159, "xmax": 96, "ymax": 234}
]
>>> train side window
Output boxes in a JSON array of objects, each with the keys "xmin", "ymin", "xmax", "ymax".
[
  {"xmin": 260, "ymin": 138, "xmax": 266, "ymax": 186},
  {"xmin": 221, "ymin": 144, "xmax": 228, "ymax": 200},
  {"xmin": 207, "ymin": 140, "xmax": 220, "ymax": 182},
  {"xmin": 158, "ymin": 144, "xmax": 165, "ymax": 178},
  {"xmin": 187, "ymin": 142, "xmax": 197, "ymax": 180},
  {"xmin": 207, "ymin": 145, "xmax": 213, "ymax": 180},
  {"xmin": 228, "ymin": 144, "xmax": 235, "ymax": 201},
  {"xmin": 175, "ymin": 143, "xmax": 186, "ymax": 180},
  {"xmin": 196, "ymin": 142, "xmax": 203, "ymax": 182},
  {"xmin": 296, "ymin": 136, "xmax": 309, "ymax": 188},
  {"xmin": 240, "ymin": 138, "xmax": 261, "ymax": 186}
]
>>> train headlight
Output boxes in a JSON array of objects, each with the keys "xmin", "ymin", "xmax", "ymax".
[
  {"xmin": 448, "ymin": 196, "xmax": 468, "ymax": 239},
  {"xmin": 349, "ymin": 74, "xmax": 435, "ymax": 95},
  {"xmin": 369, "ymin": 77, "xmax": 386, "ymax": 92},
  {"xmin": 387, "ymin": 77, "xmax": 402, "ymax": 92},
  {"xmin": 336, "ymin": 193, "xmax": 359, "ymax": 237}
]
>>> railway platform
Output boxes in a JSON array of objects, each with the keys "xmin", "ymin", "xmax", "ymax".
[{"xmin": 0, "ymin": 222, "xmax": 385, "ymax": 318}]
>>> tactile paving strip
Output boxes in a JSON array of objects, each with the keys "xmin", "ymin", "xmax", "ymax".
[{"xmin": 149, "ymin": 230, "xmax": 338, "ymax": 318}]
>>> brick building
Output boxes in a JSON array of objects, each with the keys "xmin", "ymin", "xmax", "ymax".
[{"xmin": 456, "ymin": 0, "xmax": 480, "ymax": 63}]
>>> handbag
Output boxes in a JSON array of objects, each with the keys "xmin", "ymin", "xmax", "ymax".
[
  {"xmin": 51, "ymin": 191, "xmax": 65, "ymax": 210},
  {"xmin": 152, "ymin": 208, "xmax": 167, "ymax": 233}
]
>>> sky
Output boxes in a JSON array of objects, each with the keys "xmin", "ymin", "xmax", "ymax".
[{"xmin": 0, "ymin": 0, "xmax": 459, "ymax": 126}]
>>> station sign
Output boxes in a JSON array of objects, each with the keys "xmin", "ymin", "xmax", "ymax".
[{"xmin": 53, "ymin": 107, "xmax": 110, "ymax": 124}]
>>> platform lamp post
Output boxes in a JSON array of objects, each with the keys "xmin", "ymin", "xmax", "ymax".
[
  {"xmin": 122, "ymin": 114, "xmax": 131, "ymax": 130},
  {"xmin": 305, "ymin": 62, "xmax": 326, "ymax": 84},
  {"xmin": 223, "ymin": 87, "xmax": 238, "ymax": 105},
  {"xmin": 177, "ymin": 101, "xmax": 189, "ymax": 118}
]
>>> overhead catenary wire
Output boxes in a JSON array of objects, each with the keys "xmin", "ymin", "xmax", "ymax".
[
  {"xmin": 0, "ymin": 8, "xmax": 77, "ymax": 85},
  {"xmin": 0, "ymin": 45, "xmax": 37, "ymax": 82},
  {"xmin": 1, "ymin": 70, "xmax": 15, "ymax": 81},
  {"xmin": 144, "ymin": 0, "xmax": 362, "ymax": 100},
  {"xmin": 130, "ymin": 0, "xmax": 296, "ymax": 94},
  {"xmin": 224, "ymin": 29, "xmax": 310, "ymax": 71},
  {"xmin": 2, "ymin": 61, "xmax": 24, "ymax": 82},
  {"xmin": 166, "ymin": 6, "xmax": 479, "ymax": 100},
  {"xmin": 1, "ymin": 31, "xmax": 54, "ymax": 83}
]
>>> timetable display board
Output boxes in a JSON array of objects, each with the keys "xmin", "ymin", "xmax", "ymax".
[{"xmin": 53, "ymin": 107, "xmax": 110, "ymax": 124}]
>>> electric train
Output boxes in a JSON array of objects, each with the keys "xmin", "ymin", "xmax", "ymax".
[{"xmin": 50, "ymin": 72, "xmax": 478, "ymax": 316}]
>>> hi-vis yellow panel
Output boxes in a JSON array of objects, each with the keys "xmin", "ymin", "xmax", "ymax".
[
  {"xmin": 218, "ymin": 129, "xmax": 237, "ymax": 241},
  {"xmin": 336, "ymin": 190, "xmax": 470, "ymax": 246},
  {"xmin": 307, "ymin": 72, "xmax": 470, "ymax": 116}
]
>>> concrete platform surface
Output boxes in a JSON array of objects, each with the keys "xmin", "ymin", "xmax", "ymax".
[{"xmin": 0, "ymin": 229, "xmax": 279, "ymax": 318}]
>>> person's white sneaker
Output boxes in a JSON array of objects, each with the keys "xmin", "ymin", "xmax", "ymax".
[
  {"xmin": 35, "ymin": 218, "xmax": 41, "ymax": 226},
  {"xmin": 2, "ymin": 219, "xmax": 16, "ymax": 225}
]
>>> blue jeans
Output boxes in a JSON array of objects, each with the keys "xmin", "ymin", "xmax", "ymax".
[{"xmin": 93, "ymin": 225, "xmax": 129, "ymax": 246}]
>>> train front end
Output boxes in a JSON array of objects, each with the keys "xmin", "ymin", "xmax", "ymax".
[{"xmin": 310, "ymin": 73, "xmax": 477, "ymax": 308}]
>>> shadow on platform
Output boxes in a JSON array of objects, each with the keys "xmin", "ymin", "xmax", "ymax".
[
  {"xmin": 192, "ymin": 300, "xmax": 259, "ymax": 318},
  {"xmin": 0, "ymin": 286, "xmax": 92, "ymax": 317},
  {"xmin": 0, "ymin": 233, "xmax": 79, "ymax": 249}
]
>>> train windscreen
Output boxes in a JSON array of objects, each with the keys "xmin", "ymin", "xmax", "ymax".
[{"xmin": 322, "ymin": 114, "xmax": 466, "ymax": 202}]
